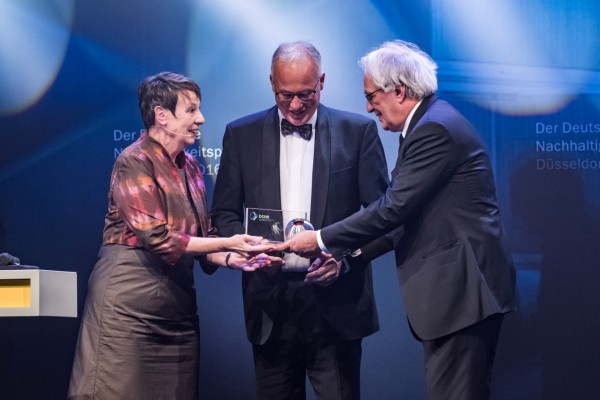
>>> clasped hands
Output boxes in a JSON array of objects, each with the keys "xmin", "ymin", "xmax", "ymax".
[
  {"xmin": 230, "ymin": 232, "xmax": 341, "ymax": 286},
  {"xmin": 225, "ymin": 234, "xmax": 281, "ymax": 272}
]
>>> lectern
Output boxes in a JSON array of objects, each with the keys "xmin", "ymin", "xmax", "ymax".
[{"xmin": 0, "ymin": 267, "xmax": 77, "ymax": 317}]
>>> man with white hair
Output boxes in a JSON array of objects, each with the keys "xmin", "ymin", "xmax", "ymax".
[{"xmin": 283, "ymin": 40, "xmax": 517, "ymax": 400}]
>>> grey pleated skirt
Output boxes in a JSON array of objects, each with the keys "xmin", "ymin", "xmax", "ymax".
[{"xmin": 68, "ymin": 244, "xmax": 199, "ymax": 400}]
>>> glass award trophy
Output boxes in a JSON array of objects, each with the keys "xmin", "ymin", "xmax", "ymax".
[
  {"xmin": 245, "ymin": 208, "xmax": 314, "ymax": 271},
  {"xmin": 245, "ymin": 208, "xmax": 283, "ymax": 242}
]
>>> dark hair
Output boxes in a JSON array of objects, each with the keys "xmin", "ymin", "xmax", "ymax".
[{"xmin": 137, "ymin": 72, "xmax": 201, "ymax": 130}]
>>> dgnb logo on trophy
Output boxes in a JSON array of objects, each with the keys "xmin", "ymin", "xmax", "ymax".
[{"xmin": 245, "ymin": 208, "xmax": 314, "ymax": 271}]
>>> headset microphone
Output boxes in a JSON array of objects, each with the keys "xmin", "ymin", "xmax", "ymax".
[{"xmin": 163, "ymin": 126, "xmax": 198, "ymax": 138}]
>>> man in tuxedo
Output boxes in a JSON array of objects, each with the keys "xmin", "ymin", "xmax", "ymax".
[
  {"xmin": 282, "ymin": 40, "xmax": 517, "ymax": 400},
  {"xmin": 210, "ymin": 41, "xmax": 389, "ymax": 400}
]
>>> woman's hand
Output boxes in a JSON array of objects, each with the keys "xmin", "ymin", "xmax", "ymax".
[
  {"xmin": 225, "ymin": 252, "xmax": 285, "ymax": 272},
  {"xmin": 227, "ymin": 234, "xmax": 275, "ymax": 257},
  {"xmin": 187, "ymin": 235, "xmax": 274, "ymax": 256}
]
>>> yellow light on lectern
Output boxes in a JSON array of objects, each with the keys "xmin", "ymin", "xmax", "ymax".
[{"xmin": 0, "ymin": 279, "xmax": 31, "ymax": 308}]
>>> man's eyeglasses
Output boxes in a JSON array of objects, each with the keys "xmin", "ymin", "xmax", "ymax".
[
  {"xmin": 275, "ymin": 80, "xmax": 320, "ymax": 102},
  {"xmin": 364, "ymin": 88, "xmax": 383, "ymax": 104}
]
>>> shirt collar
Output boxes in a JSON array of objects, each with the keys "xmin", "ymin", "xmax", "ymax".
[
  {"xmin": 401, "ymin": 98, "xmax": 424, "ymax": 139},
  {"xmin": 144, "ymin": 134, "xmax": 187, "ymax": 167}
]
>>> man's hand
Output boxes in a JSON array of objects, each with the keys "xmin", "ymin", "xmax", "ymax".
[
  {"xmin": 276, "ymin": 230, "xmax": 322, "ymax": 258},
  {"xmin": 304, "ymin": 254, "xmax": 342, "ymax": 286}
]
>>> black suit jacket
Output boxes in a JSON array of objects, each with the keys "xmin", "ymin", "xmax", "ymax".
[
  {"xmin": 322, "ymin": 95, "xmax": 517, "ymax": 341},
  {"xmin": 211, "ymin": 104, "xmax": 389, "ymax": 344}
]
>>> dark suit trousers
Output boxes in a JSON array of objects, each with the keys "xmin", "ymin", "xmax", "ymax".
[
  {"xmin": 252, "ymin": 276, "xmax": 362, "ymax": 400},
  {"xmin": 422, "ymin": 313, "xmax": 504, "ymax": 400}
]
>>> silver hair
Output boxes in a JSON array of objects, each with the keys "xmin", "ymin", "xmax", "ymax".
[
  {"xmin": 271, "ymin": 41, "xmax": 322, "ymax": 73},
  {"xmin": 359, "ymin": 40, "xmax": 437, "ymax": 100}
]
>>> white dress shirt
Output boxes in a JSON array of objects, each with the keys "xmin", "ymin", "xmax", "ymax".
[{"xmin": 279, "ymin": 110, "xmax": 317, "ymax": 270}]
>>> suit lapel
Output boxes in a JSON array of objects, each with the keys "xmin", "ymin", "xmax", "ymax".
[
  {"xmin": 310, "ymin": 104, "xmax": 330, "ymax": 229},
  {"xmin": 392, "ymin": 95, "xmax": 437, "ymax": 178},
  {"xmin": 406, "ymin": 94, "xmax": 436, "ymax": 134},
  {"xmin": 260, "ymin": 107, "xmax": 282, "ymax": 209}
]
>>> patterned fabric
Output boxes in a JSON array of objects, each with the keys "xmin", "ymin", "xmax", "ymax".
[
  {"xmin": 281, "ymin": 118, "xmax": 312, "ymax": 140},
  {"xmin": 103, "ymin": 132, "xmax": 214, "ymax": 265}
]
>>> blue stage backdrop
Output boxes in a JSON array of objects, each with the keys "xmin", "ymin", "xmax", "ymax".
[{"xmin": 1, "ymin": 1, "xmax": 599, "ymax": 399}]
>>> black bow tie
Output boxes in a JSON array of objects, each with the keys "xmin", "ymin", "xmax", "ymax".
[{"xmin": 281, "ymin": 119, "xmax": 312, "ymax": 140}]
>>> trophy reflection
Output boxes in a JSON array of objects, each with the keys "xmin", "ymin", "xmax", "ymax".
[
  {"xmin": 282, "ymin": 218, "xmax": 314, "ymax": 271},
  {"xmin": 284, "ymin": 218, "xmax": 315, "ymax": 240}
]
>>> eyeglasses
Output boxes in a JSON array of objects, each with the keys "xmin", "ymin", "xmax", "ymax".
[
  {"xmin": 364, "ymin": 88, "xmax": 383, "ymax": 104},
  {"xmin": 275, "ymin": 80, "xmax": 320, "ymax": 102}
]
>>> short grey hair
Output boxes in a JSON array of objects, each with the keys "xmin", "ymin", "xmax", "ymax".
[
  {"xmin": 271, "ymin": 41, "xmax": 322, "ymax": 74},
  {"xmin": 359, "ymin": 40, "xmax": 437, "ymax": 100}
]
